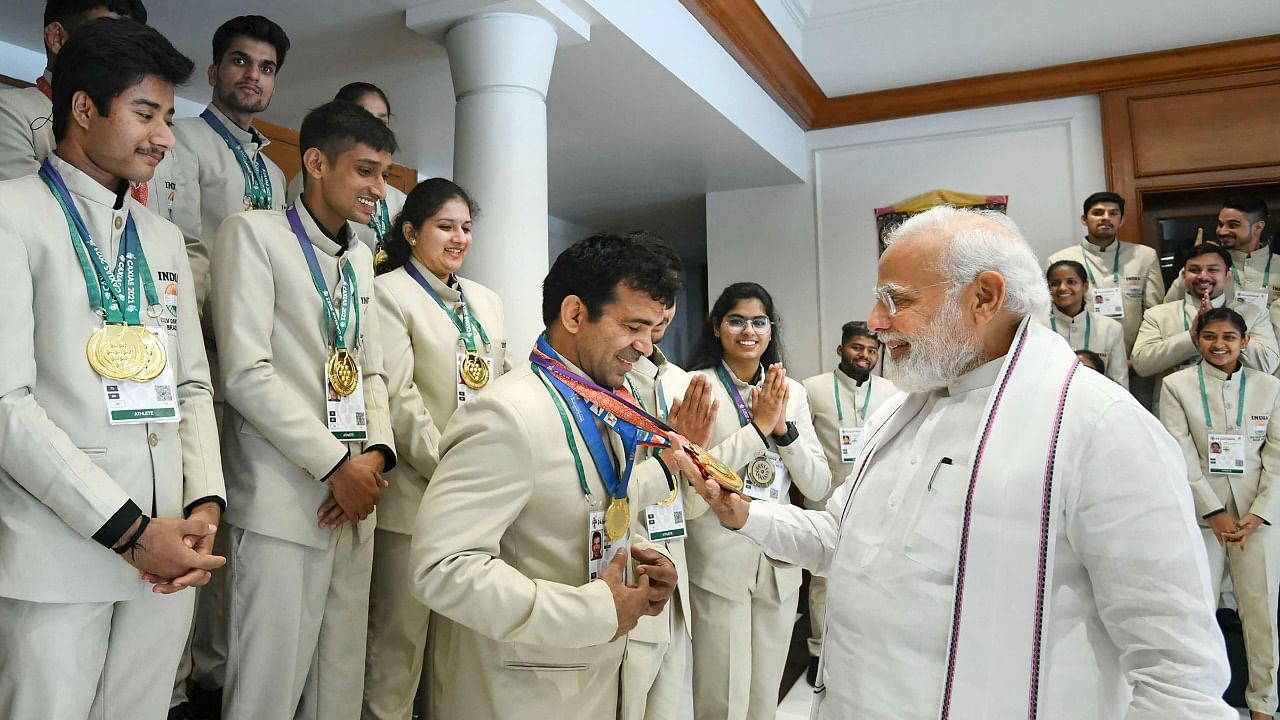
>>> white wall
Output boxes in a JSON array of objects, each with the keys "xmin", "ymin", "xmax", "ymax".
[{"xmin": 706, "ymin": 95, "xmax": 1106, "ymax": 378}]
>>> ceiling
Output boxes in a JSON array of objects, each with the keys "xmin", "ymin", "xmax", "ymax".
[
  {"xmin": 0, "ymin": 0, "xmax": 799, "ymax": 240},
  {"xmin": 762, "ymin": 0, "xmax": 1280, "ymax": 96}
]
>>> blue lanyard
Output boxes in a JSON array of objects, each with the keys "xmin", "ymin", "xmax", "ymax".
[
  {"xmin": 287, "ymin": 206, "xmax": 360, "ymax": 351},
  {"xmin": 200, "ymin": 108, "xmax": 273, "ymax": 209},
  {"xmin": 714, "ymin": 363, "xmax": 758, "ymax": 427},
  {"xmin": 403, "ymin": 262, "xmax": 490, "ymax": 353}
]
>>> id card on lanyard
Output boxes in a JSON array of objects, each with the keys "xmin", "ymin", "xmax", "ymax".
[
  {"xmin": 1082, "ymin": 241, "xmax": 1124, "ymax": 318},
  {"xmin": 834, "ymin": 373, "xmax": 871, "ymax": 464},
  {"xmin": 1200, "ymin": 364, "xmax": 1246, "ymax": 476},
  {"xmin": 626, "ymin": 374, "xmax": 688, "ymax": 542},
  {"xmin": 102, "ymin": 330, "xmax": 180, "ymax": 425}
]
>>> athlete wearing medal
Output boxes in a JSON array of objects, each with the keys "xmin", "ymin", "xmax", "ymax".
[
  {"xmin": 1043, "ymin": 260, "xmax": 1128, "ymax": 387},
  {"xmin": 800, "ymin": 321, "xmax": 898, "ymax": 680},
  {"xmin": 685, "ymin": 282, "xmax": 831, "ymax": 720},
  {"xmin": 1159, "ymin": 307, "xmax": 1280, "ymax": 720},
  {"xmin": 288, "ymin": 82, "xmax": 407, "ymax": 257},
  {"xmin": 364, "ymin": 178, "xmax": 508, "ymax": 720},
  {"xmin": 0, "ymin": 20, "xmax": 226, "ymax": 718},
  {"xmin": 211, "ymin": 100, "xmax": 396, "ymax": 720},
  {"xmin": 409, "ymin": 234, "xmax": 678, "ymax": 720}
]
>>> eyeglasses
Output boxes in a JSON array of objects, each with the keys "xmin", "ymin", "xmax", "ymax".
[
  {"xmin": 872, "ymin": 281, "xmax": 950, "ymax": 316},
  {"xmin": 723, "ymin": 315, "xmax": 772, "ymax": 333}
]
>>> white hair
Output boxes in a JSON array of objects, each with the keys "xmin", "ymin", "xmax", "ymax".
[{"xmin": 885, "ymin": 206, "xmax": 1050, "ymax": 319}]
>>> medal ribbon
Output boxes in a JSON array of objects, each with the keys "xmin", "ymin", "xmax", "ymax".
[
  {"xmin": 1198, "ymin": 363, "xmax": 1247, "ymax": 430},
  {"xmin": 369, "ymin": 198, "xmax": 391, "ymax": 246},
  {"xmin": 1081, "ymin": 239, "xmax": 1121, "ymax": 285},
  {"xmin": 40, "ymin": 160, "xmax": 158, "ymax": 325},
  {"xmin": 715, "ymin": 363, "xmax": 759, "ymax": 428},
  {"xmin": 200, "ymin": 108, "xmax": 273, "ymax": 210},
  {"xmin": 1050, "ymin": 309, "xmax": 1092, "ymax": 351},
  {"xmin": 403, "ymin": 263, "xmax": 491, "ymax": 354},
  {"xmin": 833, "ymin": 372, "xmax": 872, "ymax": 425},
  {"xmin": 287, "ymin": 206, "xmax": 361, "ymax": 352},
  {"xmin": 35, "ymin": 75, "xmax": 52, "ymax": 101}
]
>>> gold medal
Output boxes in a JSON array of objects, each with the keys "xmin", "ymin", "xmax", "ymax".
[
  {"xmin": 460, "ymin": 352, "xmax": 490, "ymax": 390},
  {"xmin": 658, "ymin": 487, "xmax": 679, "ymax": 507},
  {"xmin": 88, "ymin": 324, "xmax": 146, "ymax": 380},
  {"xmin": 683, "ymin": 443, "xmax": 745, "ymax": 494},
  {"xmin": 747, "ymin": 456, "xmax": 777, "ymax": 487},
  {"xmin": 132, "ymin": 327, "xmax": 168, "ymax": 382},
  {"xmin": 327, "ymin": 349, "xmax": 359, "ymax": 397},
  {"xmin": 605, "ymin": 498, "xmax": 630, "ymax": 541}
]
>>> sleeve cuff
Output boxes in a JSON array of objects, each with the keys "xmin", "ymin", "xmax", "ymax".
[
  {"xmin": 737, "ymin": 502, "xmax": 773, "ymax": 541},
  {"xmin": 367, "ymin": 444, "xmax": 396, "ymax": 473},
  {"xmin": 1202, "ymin": 508, "xmax": 1227, "ymax": 520},
  {"xmin": 91, "ymin": 500, "xmax": 144, "ymax": 549},
  {"xmin": 751, "ymin": 423, "xmax": 768, "ymax": 446},
  {"xmin": 320, "ymin": 449, "xmax": 352, "ymax": 483},
  {"xmin": 184, "ymin": 495, "xmax": 226, "ymax": 517}
]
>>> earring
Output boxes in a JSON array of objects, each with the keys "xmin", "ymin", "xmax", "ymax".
[{"xmin": 407, "ymin": 234, "xmax": 417, "ymax": 247}]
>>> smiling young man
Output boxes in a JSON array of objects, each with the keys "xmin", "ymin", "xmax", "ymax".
[
  {"xmin": 1165, "ymin": 198, "xmax": 1275, "ymax": 307},
  {"xmin": 800, "ymin": 320, "xmax": 898, "ymax": 680},
  {"xmin": 0, "ymin": 18, "xmax": 228, "ymax": 719},
  {"xmin": 410, "ymin": 234, "xmax": 680, "ymax": 720},
  {"xmin": 1133, "ymin": 243, "xmax": 1279, "ymax": 405},
  {"xmin": 210, "ymin": 100, "xmax": 397, "ymax": 720},
  {"xmin": 0, "ymin": 0, "xmax": 148, "ymax": 182}
]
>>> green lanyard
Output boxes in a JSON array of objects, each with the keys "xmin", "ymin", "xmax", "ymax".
[
  {"xmin": 1232, "ymin": 252, "xmax": 1273, "ymax": 289},
  {"xmin": 833, "ymin": 372, "xmax": 871, "ymax": 425},
  {"xmin": 534, "ymin": 365, "xmax": 593, "ymax": 499},
  {"xmin": 1198, "ymin": 363, "xmax": 1247, "ymax": 430},
  {"xmin": 369, "ymin": 198, "xmax": 391, "ymax": 246},
  {"xmin": 1081, "ymin": 240, "xmax": 1121, "ymax": 286},
  {"xmin": 1050, "ymin": 310, "xmax": 1092, "ymax": 351}
]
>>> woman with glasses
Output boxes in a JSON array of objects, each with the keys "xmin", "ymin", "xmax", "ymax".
[{"xmin": 684, "ymin": 282, "xmax": 831, "ymax": 720}]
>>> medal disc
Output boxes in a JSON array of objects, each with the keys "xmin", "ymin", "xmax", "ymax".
[
  {"xmin": 327, "ymin": 349, "xmax": 359, "ymax": 397},
  {"xmin": 132, "ymin": 327, "xmax": 168, "ymax": 382},
  {"xmin": 460, "ymin": 353, "xmax": 490, "ymax": 390},
  {"xmin": 683, "ymin": 443, "xmax": 745, "ymax": 494},
  {"xmin": 89, "ymin": 324, "xmax": 146, "ymax": 380},
  {"xmin": 605, "ymin": 498, "xmax": 630, "ymax": 541},
  {"xmin": 747, "ymin": 456, "xmax": 776, "ymax": 487},
  {"xmin": 658, "ymin": 487, "xmax": 680, "ymax": 507}
]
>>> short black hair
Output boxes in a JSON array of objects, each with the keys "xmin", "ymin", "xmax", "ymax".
[
  {"xmin": 1074, "ymin": 349, "xmax": 1106, "ymax": 376},
  {"xmin": 541, "ymin": 234, "xmax": 681, "ymax": 326},
  {"xmin": 841, "ymin": 321, "xmax": 875, "ymax": 345},
  {"xmin": 51, "ymin": 17, "xmax": 193, "ymax": 142},
  {"xmin": 45, "ymin": 0, "xmax": 147, "ymax": 31},
  {"xmin": 335, "ymin": 82, "xmax": 391, "ymax": 116},
  {"xmin": 1046, "ymin": 259, "xmax": 1088, "ymax": 285},
  {"xmin": 1222, "ymin": 197, "xmax": 1269, "ymax": 226},
  {"xmin": 1082, "ymin": 191, "xmax": 1125, "ymax": 217},
  {"xmin": 299, "ymin": 100, "xmax": 398, "ymax": 168},
  {"xmin": 686, "ymin": 282, "xmax": 786, "ymax": 371},
  {"xmin": 1195, "ymin": 307, "xmax": 1247, "ymax": 336},
  {"xmin": 1183, "ymin": 242, "xmax": 1233, "ymax": 270},
  {"xmin": 623, "ymin": 230, "xmax": 685, "ymax": 294},
  {"xmin": 212, "ymin": 15, "xmax": 290, "ymax": 69}
]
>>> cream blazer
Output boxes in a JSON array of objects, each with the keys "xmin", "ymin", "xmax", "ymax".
[
  {"xmin": 0, "ymin": 155, "xmax": 222, "ymax": 603},
  {"xmin": 685, "ymin": 365, "xmax": 831, "ymax": 600},
  {"xmin": 1166, "ymin": 248, "xmax": 1280, "ymax": 305},
  {"xmin": 1160, "ymin": 363, "xmax": 1280, "ymax": 524},
  {"xmin": 1047, "ymin": 240, "xmax": 1165, "ymax": 349},
  {"xmin": 288, "ymin": 172, "xmax": 406, "ymax": 254},
  {"xmin": 801, "ymin": 369, "xmax": 900, "ymax": 496},
  {"xmin": 171, "ymin": 105, "xmax": 288, "ymax": 312},
  {"xmin": 1043, "ymin": 307, "xmax": 1130, "ymax": 387},
  {"xmin": 372, "ymin": 259, "xmax": 508, "ymax": 534},
  {"xmin": 411, "ymin": 356, "xmax": 680, "ymax": 720},
  {"xmin": 211, "ymin": 203, "xmax": 394, "ymax": 550},
  {"xmin": 1132, "ymin": 292, "xmax": 1279, "ymax": 394}
]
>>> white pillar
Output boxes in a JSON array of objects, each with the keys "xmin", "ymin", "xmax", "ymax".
[{"xmin": 446, "ymin": 12, "xmax": 558, "ymax": 358}]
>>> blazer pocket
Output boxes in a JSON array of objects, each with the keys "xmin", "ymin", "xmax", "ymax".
[
  {"xmin": 499, "ymin": 643, "xmax": 599, "ymax": 673},
  {"xmin": 902, "ymin": 463, "xmax": 968, "ymax": 576}
]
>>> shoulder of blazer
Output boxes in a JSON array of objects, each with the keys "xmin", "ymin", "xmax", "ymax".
[{"xmin": 800, "ymin": 372, "xmax": 827, "ymax": 395}]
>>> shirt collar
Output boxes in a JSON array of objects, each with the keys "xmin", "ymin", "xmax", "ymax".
[
  {"xmin": 409, "ymin": 256, "xmax": 460, "ymax": 302},
  {"xmin": 835, "ymin": 365, "xmax": 870, "ymax": 390},
  {"xmin": 206, "ymin": 103, "xmax": 268, "ymax": 149},
  {"xmin": 49, "ymin": 153, "xmax": 128, "ymax": 211},
  {"xmin": 1202, "ymin": 361, "xmax": 1241, "ymax": 382},
  {"xmin": 720, "ymin": 360, "xmax": 763, "ymax": 388},
  {"xmin": 944, "ymin": 355, "xmax": 1004, "ymax": 396},
  {"xmin": 1050, "ymin": 304, "xmax": 1086, "ymax": 323},
  {"xmin": 1083, "ymin": 237, "xmax": 1118, "ymax": 254},
  {"xmin": 297, "ymin": 198, "xmax": 353, "ymax": 258}
]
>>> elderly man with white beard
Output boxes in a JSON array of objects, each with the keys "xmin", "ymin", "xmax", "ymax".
[{"xmin": 673, "ymin": 205, "xmax": 1236, "ymax": 720}]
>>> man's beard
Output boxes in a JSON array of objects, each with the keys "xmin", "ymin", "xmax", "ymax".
[
  {"xmin": 217, "ymin": 86, "xmax": 268, "ymax": 116},
  {"xmin": 838, "ymin": 359, "xmax": 871, "ymax": 382},
  {"xmin": 880, "ymin": 298, "xmax": 985, "ymax": 393}
]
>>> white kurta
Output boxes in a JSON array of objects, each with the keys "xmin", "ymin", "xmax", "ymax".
[{"xmin": 738, "ymin": 342, "xmax": 1234, "ymax": 719}]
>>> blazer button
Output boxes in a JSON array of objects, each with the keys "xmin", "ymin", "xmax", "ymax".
[
  {"xmin": 148, "ymin": 432, "xmax": 159, "ymax": 447},
  {"xmin": 114, "ymin": 216, "xmax": 123, "ymax": 230}
]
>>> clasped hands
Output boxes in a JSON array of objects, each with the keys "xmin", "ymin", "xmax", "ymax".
[{"xmin": 1208, "ymin": 511, "xmax": 1265, "ymax": 549}]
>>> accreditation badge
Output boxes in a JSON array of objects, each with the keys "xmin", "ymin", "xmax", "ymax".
[
  {"xmin": 327, "ymin": 363, "xmax": 367, "ymax": 441},
  {"xmin": 1236, "ymin": 289, "xmax": 1268, "ymax": 313},
  {"xmin": 455, "ymin": 351, "xmax": 496, "ymax": 405},
  {"xmin": 645, "ymin": 490, "xmax": 687, "ymax": 542},
  {"xmin": 587, "ymin": 509, "xmax": 628, "ymax": 582},
  {"xmin": 1207, "ymin": 433, "xmax": 1245, "ymax": 475},
  {"xmin": 101, "ymin": 329, "xmax": 180, "ymax": 425},
  {"xmin": 743, "ymin": 450, "xmax": 788, "ymax": 502},
  {"xmin": 1091, "ymin": 286, "xmax": 1124, "ymax": 319},
  {"xmin": 838, "ymin": 426, "xmax": 865, "ymax": 464}
]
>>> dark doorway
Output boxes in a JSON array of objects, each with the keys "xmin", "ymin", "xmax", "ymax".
[{"xmin": 1143, "ymin": 184, "xmax": 1280, "ymax": 291}]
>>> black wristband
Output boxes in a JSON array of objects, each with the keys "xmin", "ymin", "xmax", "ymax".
[
  {"xmin": 772, "ymin": 421, "xmax": 800, "ymax": 447},
  {"xmin": 112, "ymin": 514, "xmax": 150, "ymax": 555}
]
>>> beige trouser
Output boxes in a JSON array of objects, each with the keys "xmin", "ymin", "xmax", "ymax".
[
  {"xmin": 363, "ymin": 529, "xmax": 432, "ymax": 720},
  {"xmin": 621, "ymin": 594, "xmax": 687, "ymax": 720},
  {"xmin": 806, "ymin": 575, "xmax": 828, "ymax": 658},
  {"xmin": 690, "ymin": 579, "xmax": 798, "ymax": 720},
  {"xmin": 0, "ymin": 587, "xmax": 194, "ymax": 719},
  {"xmin": 222, "ymin": 523, "xmax": 374, "ymax": 720},
  {"xmin": 1203, "ymin": 519, "xmax": 1280, "ymax": 715},
  {"xmin": 172, "ymin": 525, "xmax": 231, "ymax": 706}
]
